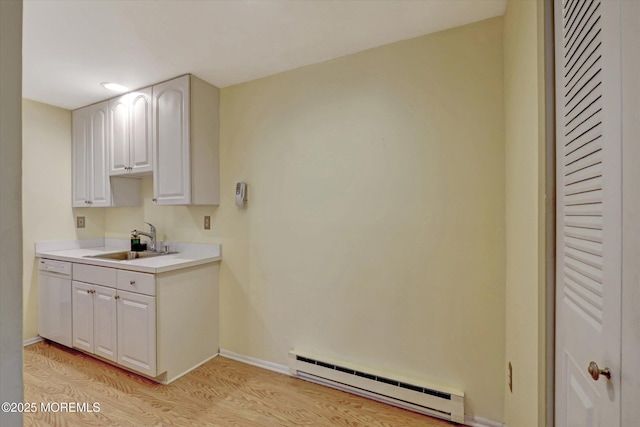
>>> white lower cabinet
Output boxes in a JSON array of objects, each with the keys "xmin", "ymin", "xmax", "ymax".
[
  {"xmin": 94, "ymin": 284, "xmax": 118, "ymax": 363},
  {"xmin": 69, "ymin": 261, "xmax": 218, "ymax": 383},
  {"xmin": 71, "ymin": 268, "xmax": 156, "ymax": 376},
  {"xmin": 71, "ymin": 281, "xmax": 95, "ymax": 353},
  {"xmin": 117, "ymin": 290, "xmax": 156, "ymax": 376}
]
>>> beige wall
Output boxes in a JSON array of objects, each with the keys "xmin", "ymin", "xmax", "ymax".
[
  {"xmin": 22, "ymin": 99, "xmax": 106, "ymax": 340},
  {"xmin": 1, "ymin": 0, "xmax": 24, "ymax": 424},
  {"xmin": 21, "ymin": 16, "xmax": 510, "ymax": 423},
  {"xmin": 503, "ymin": 0, "xmax": 547, "ymax": 426},
  {"xmin": 217, "ymin": 18, "xmax": 506, "ymax": 421}
]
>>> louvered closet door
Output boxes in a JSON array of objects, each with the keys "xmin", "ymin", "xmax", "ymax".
[{"xmin": 555, "ymin": 0, "xmax": 622, "ymax": 426}]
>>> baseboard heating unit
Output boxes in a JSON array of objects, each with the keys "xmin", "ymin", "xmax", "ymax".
[{"xmin": 288, "ymin": 350, "xmax": 464, "ymax": 424}]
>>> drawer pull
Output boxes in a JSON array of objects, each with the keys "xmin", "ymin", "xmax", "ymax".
[{"xmin": 130, "ymin": 280, "xmax": 136, "ymax": 285}]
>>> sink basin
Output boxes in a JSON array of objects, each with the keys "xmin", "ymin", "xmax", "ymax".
[{"xmin": 84, "ymin": 251, "xmax": 174, "ymax": 261}]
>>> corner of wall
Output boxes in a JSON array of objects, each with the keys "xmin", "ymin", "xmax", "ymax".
[{"xmin": 502, "ymin": 0, "xmax": 548, "ymax": 426}]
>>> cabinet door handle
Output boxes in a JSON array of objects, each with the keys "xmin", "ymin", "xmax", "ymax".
[
  {"xmin": 114, "ymin": 295, "xmax": 120, "ymax": 300},
  {"xmin": 129, "ymin": 280, "xmax": 135, "ymax": 285}
]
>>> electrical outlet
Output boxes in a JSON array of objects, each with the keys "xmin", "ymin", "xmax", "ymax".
[
  {"xmin": 204, "ymin": 215, "xmax": 211, "ymax": 230},
  {"xmin": 77, "ymin": 216, "xmax": 85, "ymax": 229},
  {"xmin": 508, "ymin": 361, "xmax": 513, "ymax": 393}
]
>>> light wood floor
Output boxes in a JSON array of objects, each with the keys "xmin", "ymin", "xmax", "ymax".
[{"xmin": 23, "ymin": 341, "xmax": 456, "ymax": 427}]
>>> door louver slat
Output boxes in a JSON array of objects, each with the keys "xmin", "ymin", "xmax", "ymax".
[{"xmin": 560, "ymin": 0, "xmax": 605, "ymax": 322}]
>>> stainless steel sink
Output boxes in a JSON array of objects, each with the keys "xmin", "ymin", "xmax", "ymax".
[{"xmin": 84, "ymin": 251, "xmax": 173, "ymax": 261}]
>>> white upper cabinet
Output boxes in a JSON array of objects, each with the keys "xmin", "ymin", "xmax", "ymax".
[
  {"xmin": 109, "ymin": 95, "xmax": 129, "ymax": 175},
  {"xmin": 72, "ymin": 75, "xmax": 217, "ymax": 207},
  {"xmin": 73, "ymin": 102, "xmax": 142, "ymax": 208},
  {"xmin": 152, "ymin": 75, "xmax": 220, "ymax": 205},
  {"xmin": 109, "ymin": 87, "xmax": 153, "ymax": 176},
  {"xmin": 72, "ymin": 101, "xmax": 111, "ymax": 207}
]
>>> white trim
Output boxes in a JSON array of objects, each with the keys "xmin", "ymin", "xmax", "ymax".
[
  {"xmin": 219, "ymin": 349, "xmax": 290, "ymax": 376},
  {"xmin": 221, "ymin": 349, "xmax": 503, "ymax": 427},
  {"xmin": 544, "ymin": 2, "xmax": 556, "ymax": 426},
  {"xmin": 464, "ymin": 415, "xmax": 505, "ymax": 427},
  {"xmin": 24, "ymin": 336, "xmax": 43, "ymax": 347},
  {"xmin": 161, "ymin": 353, "xmax": 219, "ymax": 385}
]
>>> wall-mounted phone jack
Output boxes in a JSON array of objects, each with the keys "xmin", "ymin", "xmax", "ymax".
[{"xmin": 77, "ymin": 216, "xmax": 85, "ymax": 229}]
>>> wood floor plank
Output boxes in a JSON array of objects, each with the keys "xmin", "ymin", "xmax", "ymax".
[{"xmin": 23, "ymin": 342, "xmax": 456, "ymax": 427}]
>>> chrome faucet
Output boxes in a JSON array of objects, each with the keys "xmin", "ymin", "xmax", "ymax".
[{"xmin": 131, "ymin": 222, "xmax": 157, "ymax": 252}]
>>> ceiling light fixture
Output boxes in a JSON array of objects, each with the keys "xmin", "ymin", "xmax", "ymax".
[{"xmin": 101, "ymin": 82, "xmax": 128, "ymax": 92}]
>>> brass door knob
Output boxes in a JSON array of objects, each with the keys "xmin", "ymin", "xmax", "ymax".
[{"xmin": 588, "ymin": 361, "xmax": 611, "ymax": 381}]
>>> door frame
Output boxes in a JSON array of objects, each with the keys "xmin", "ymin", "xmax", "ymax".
[
  {"xmin": 620, "ymin": 1, "xmax": 640, "ymax": 424},
  {"xmin": 544, "ymin": 2, "xmax": 556, "ymax": 427}
]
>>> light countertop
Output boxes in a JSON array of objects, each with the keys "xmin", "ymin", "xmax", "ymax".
[{"xmin": 36, "ymin": 239, "xmax": 221, "ymax": 274}]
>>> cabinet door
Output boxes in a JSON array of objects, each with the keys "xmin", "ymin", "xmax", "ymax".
[
  {"xmin": 153, "ymin": 75, "xmax": 191, "ymax": 205},
  {"xmin": 129, "ymin": 87, "xmax": 153, "ymax": 174},
  {"xmin": 73, "ymin": 101, "xmax": 114, "ymax": 207},
  {"xmin": 109, "ymin": 94, "xmax": 130, "ymax": 176},
  {"xmin": 72, "ymin": 281, "xmax": 94, "ymax": 353},
  {"xmin": 88, "ymin": 101, "xmax": 111, "ymax": 207},
  {"xmin": 72, "ymin": 108, "xmax": 90, "ymax": 207},
  {"xmin": 38, "ymin": 274, "xmax": 72, "ymax": 347},
  {"xmin": 93, "ymin": 284, "xmax": 118, "ymax": 363},
  {"xmin": 117, "ymin": 290, "xmax": 156, "ymax": 376}
]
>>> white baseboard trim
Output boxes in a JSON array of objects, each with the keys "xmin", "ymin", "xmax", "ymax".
[
  {"xmin": 219, "ymin": 348, "xmax": 290, "ymax": 376},
  {"xmin": 24, "ymin": 336, "xmax": 43, "ymax": 347},
  {"xmin": 161, "ymin": 353, "xmax": 219, "ymax": 385},
  {"xmin": 465, "ymin": 415, "xmax": 505, "ymax": 427},
  {"xmin": 220, "ymin": 349, "xmax": 503, "ymax": 427}
]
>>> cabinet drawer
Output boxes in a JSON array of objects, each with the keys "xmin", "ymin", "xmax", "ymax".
[
  {"xmin": 117, "ymin": 270, "xmax": 155, "ymax": 296},
  {"xmin": 73, "ymin": 264, "xmax": 116, "ymax": 287}
]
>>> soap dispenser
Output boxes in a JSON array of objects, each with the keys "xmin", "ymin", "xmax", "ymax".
[{"xmin": 131, "ymin": 234, "xmax": 140, "ymax": 251}]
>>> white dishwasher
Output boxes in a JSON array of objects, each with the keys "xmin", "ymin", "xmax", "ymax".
[{"xmin": 38, "ymin": 259, "xmax": 72, "ymax": 347}]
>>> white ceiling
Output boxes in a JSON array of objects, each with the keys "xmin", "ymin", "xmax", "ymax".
[{"xmin": 23, "ymin": 0, "xmax": 506, "ymax": 110}]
